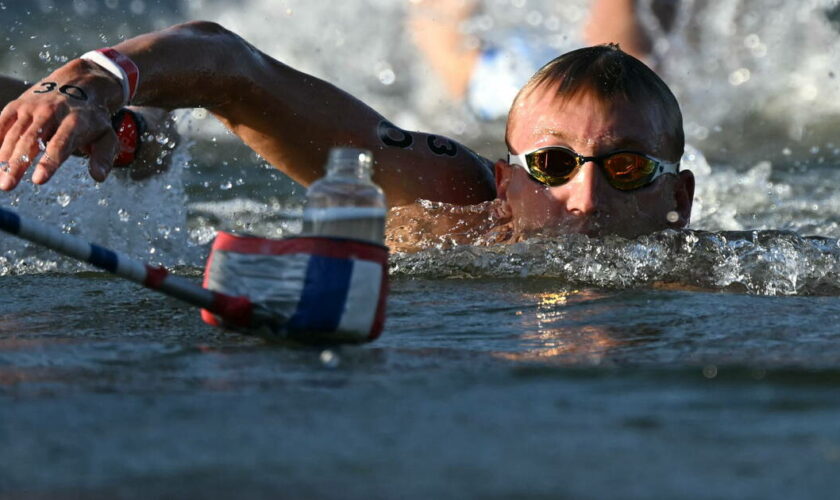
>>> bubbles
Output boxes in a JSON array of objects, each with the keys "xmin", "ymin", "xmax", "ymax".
[
  {"xmin": 728, "ymin": 68, "xmax": 751, "ymax": 86},
  {"xmin": 666, "ymin": 211, "xmax": 679, "ymax": 223},
  {"xmin": 319, "ymin": 349, "xmax": 340, "ymax": 368},
  {"xmin": 744, "ymin": 33, "xmax": 761, "ymax": 48},
  {"xmin": 376, "ymin": 62, "xmax": 396, "ymax": 86},
  {"xmin": 56, "ymin": 193, "xmax": 71, "ymax": 207},
  {"xmin": 526, "ymin": 10, "xmax": 543, "ymax": 26},
  {"xmin": 799, "ymin": 83, "xmax": 819, "ymax": 101}
]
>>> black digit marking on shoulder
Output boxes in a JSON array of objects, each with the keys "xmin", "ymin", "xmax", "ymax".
[
  {"xmin": 377, "ymin": 120, "xmax": 413, "ymax": 149},
  {"xmin": 427, "ymin": 135, "xmax": 458, "ymax": 157}
]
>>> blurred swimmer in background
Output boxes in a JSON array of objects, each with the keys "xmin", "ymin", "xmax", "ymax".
[{"xmin": 409, "ymin": 0, "xmax": 677, "ymax": 120}]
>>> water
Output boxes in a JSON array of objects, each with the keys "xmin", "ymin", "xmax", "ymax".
[{"xmin": 3, "ymin": 1, "xmax": 840, "ymax": 498}]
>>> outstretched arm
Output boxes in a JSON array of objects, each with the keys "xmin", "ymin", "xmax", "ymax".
[{"xmin": 0, "ymin": 21, "xmax": 496, "ymax": 206}]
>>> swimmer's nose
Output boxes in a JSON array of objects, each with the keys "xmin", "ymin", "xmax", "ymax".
[{"xmin": 562, "ymin": 161, "xmax": 605, "ymax": 216}]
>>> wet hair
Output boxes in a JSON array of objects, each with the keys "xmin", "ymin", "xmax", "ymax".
[{"xmin": 506, "ymin": 44, "xmax": 684, "ymax": 159}]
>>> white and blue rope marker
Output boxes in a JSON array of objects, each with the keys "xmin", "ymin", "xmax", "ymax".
[
  {"xmin": 0, "ymin": 205, "xmax": 278, "ymax": 332},
  {"xmin": 0, "ymin": 205, "xmax": 389, "ymax": 343}
]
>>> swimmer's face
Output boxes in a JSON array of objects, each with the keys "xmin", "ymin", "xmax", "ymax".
[{"xmin": 498, "ymin": 85, "xmax": 694, "ymax": 238}]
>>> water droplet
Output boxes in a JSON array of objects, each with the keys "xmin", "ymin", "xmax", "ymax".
[
  {"xmin": 56, "ymin": 193, "xmax": 71, "ymax": 207},
  {"xmin": 526, "ymin": 10, "xmax": 543, "ymax": 26},
  {"xmin": 702, "ymin": 365, "xmax": 718, "ymax": 379},
  {"xmin": 743, "ymin": 33, "xmax": 760, "ymax": 49},
  {"xmin": 320, "ymin": 349, "xmax": 340, "ymax": 368},
  {"xmin": 378, "ymin": 67, "xmax": 395, "ymax": 86},
  {"xmin": 220, "ymin": 181, "xmax": 232, "ymax": 190},
  {"xmin": 666, "ymin": 211, "xmax": 679, "ymax": 223},
  {"xmin": 728, "ymin": 68, "xmax": 751, "ymax": 86}
]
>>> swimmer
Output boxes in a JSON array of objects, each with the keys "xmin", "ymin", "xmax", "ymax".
[{"xmin": 0, "ymin": 21, "xmax": 693, "ymax": 249}]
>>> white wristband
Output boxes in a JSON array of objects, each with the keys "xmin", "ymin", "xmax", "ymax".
[{"xmin": 79, "ymin": 48, "xmax": 140, "ymax": 106}]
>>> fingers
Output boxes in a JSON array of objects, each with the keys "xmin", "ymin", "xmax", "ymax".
[
  {"xmin": 86, "ymin": 130, "xmax": 118, "ymax": 182},
  {"xmin": 0, "ymin": 114, "xmax": 33, "ymax": 190},
  {"xmin": 0, "ymin": 100, "xmax": 115, "ymax": 189},
  {"xmin": 0, "ymin": 114, "xmax": 60, "ymax": 190},
  {"xmin": 0, "ymin": 104, "xmax": 19, "ymax": 140},
  {"xmin": 32, "ymin": 116, "xmax": 78, "ymax": 185}
]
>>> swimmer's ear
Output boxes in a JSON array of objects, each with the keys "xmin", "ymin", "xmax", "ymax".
[
  {"xmin": 672, "ymin": 170, "xmax": 695, "ymax": 227},
  {"xmin": 494, "ymin": 160, "xmax": 514, "ymax": 201}
]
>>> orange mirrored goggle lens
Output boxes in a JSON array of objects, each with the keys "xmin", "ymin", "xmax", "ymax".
[{"xmin": 526, "ymin": 149, "xmax": 659, "ymax": 191}]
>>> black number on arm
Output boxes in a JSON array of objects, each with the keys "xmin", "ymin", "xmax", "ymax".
[
  {"xmin": 33, "ymin": 81, "xmax": 57, "ymax": 94},
  {"xmin": 59, "ymin": 85, "xmax": 88, "ymax": 101},
  {"xmin": 377, "ymin": 120, "xmax": 413, "ymax": 149},
  {"xmin": 427, "ymin": 135, "xmax": 458, "ymax": 157}
]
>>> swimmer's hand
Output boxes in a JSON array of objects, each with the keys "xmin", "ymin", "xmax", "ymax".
[{"xmin": 0, "ymin": 58, "xmax": 125, "ymax": 191}]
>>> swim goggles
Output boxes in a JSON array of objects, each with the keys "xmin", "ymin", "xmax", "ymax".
[{"xmin": 507, "ymin": 146, "xmax": 679, "ymax": 191}]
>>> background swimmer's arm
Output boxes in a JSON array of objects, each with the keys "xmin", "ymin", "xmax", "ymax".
[
  {"xmin": 116, "ymin": 21, "xmax": 497, "ymax": 206},
  {"xmin": 583, "ymin": 0, "xmax": 677, "ymax": 68},
  {"xmin": 409, "ymin": 0, "xmax": 481, "ymax": 101}
]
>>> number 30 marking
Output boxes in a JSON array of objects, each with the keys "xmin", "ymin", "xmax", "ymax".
[{"xmin": 32, "ymin": 81, "xmax": 88, "ymax": 101}]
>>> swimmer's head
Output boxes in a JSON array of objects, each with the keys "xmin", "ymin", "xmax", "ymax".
[
  {"xmin": 507, "ymin": 43, "xmax": 683, "ymax": 159},
  {"xmin": 497, "ymin": 44, "xmax": 694, "ymax": 239}
]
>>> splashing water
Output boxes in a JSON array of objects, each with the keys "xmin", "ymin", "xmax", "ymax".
[
  {"xmin": 0, "ymin": 145, "xmax": 199, "ymax": 275},
  {"xmin": 391, "ymin": 229, "xmax": 840, "ymax": 296},
  {"xmin": 1, "ymin": 0, "xmax": 840, "ymax": 294}
]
